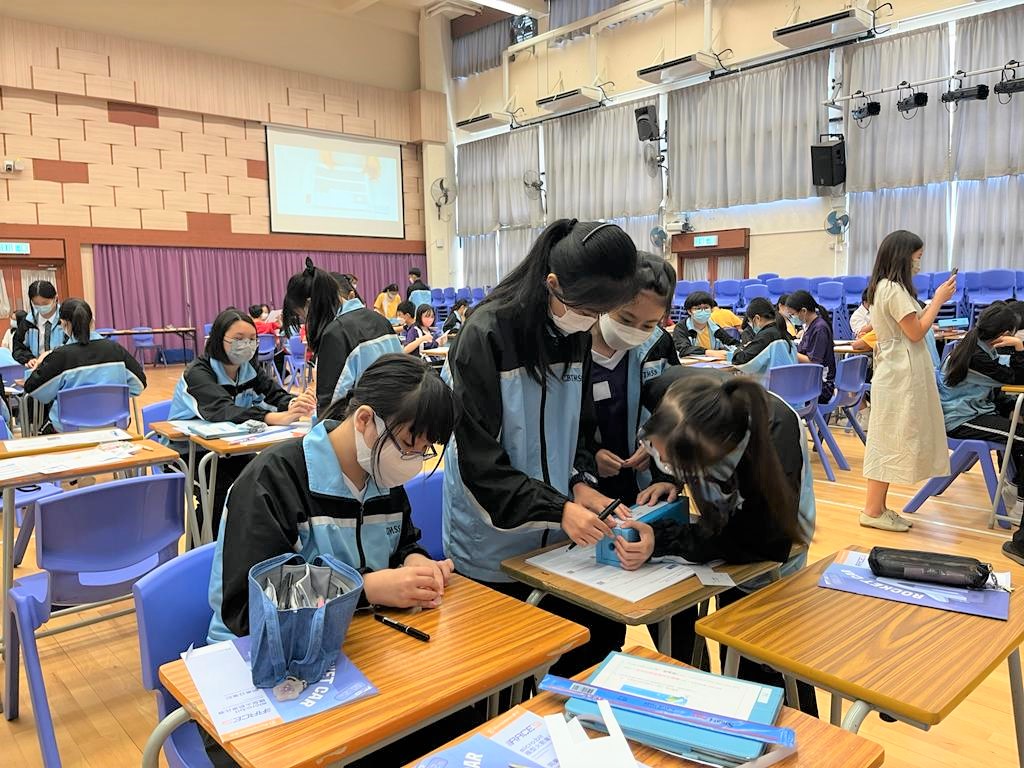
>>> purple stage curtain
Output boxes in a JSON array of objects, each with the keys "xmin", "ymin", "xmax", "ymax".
[{"xmin": 92, "ymin": 245, "xmax": 427, "ymax": 333}]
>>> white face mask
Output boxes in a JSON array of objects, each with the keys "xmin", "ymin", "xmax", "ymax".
[
  {"xmin": 599, "ymin": 314, "xmax": 653, "ymax": 351},
  {"xmin": 355, "ymin": 412, "xmax": 424, "ymax": 488},
  {"xmin": 551, "ymin": 304, "xmax": 597, "ymax": 335}
]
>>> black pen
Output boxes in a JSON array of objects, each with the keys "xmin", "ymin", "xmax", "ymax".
[
  {"xmin": 567, "ymin": 497, "xmax": 622, "ymax": 550},
  {"xmin": 374, "ymin": 613, "xmax": 430, "ymax": 642}
]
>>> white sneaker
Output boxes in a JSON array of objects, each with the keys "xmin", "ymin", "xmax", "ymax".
[{"xmin": 859, "ymin": 509, "xmax": 911, "ymax": 532}]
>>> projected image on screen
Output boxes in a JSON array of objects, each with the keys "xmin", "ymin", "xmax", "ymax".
[{"xmin": 267, "ymin": 126, "xmax": 405, "ymax": 238}]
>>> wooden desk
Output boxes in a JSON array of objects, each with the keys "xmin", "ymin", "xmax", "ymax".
[
  {"xmin": 991, "ymin": 384, "xmax": 1024, "ymax": 528},
  {"xmin": 0, "ymin": 428, "xmax": 139, "ymax": 459},
  {"xmin": 148, "ymin": 421, "xmax": 203, "ymax": 546},
  {"xmin": 696, "ymin": 547, "xmax": 1024, "ymax": 765},
  {"xmin": 421, "ymin": 346, "xmax": 449, "ymax": 358},
  {"xmin": 406, "ymin": 645, "xmax": 884, "ymax": 768},
  {"xmin": 502, "ymin": 543, "xmax": 802, "ymax": 662},
  {"xmin": 147, "ymin": 576, "xmax": 589, "ymax": 768}
]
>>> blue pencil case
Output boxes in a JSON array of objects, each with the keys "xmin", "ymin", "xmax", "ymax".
[{"xmin": 596, "ymin": 499, "xmax": 689, "ymax": 568}]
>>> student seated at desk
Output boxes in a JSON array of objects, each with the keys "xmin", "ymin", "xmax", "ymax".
[
  {"xmin": 2, "ymin": 309, "xmax": 26, "ymax": 352},
  {"xmin": 395, "ymin": 300, "xmax": 415, "ymax": 333},
  {"xmin": 372, "ymin": 282, "xmax": 401, "ymax": 319},
  {"xmin": 589, "ymin": 252, "xmax": 679, "ymax": 505},
  {"xmin": 938, "ymin": 304, "xmax": 1024, "ymax": 547},
  {"xmin": 403, "ymin": 304, "xmax": 447, "ymax": 358},
  {"xmin": 785, "ymin": 290, "xmax": 836, "ymax": 403},
  {"xmin": 775, "ymin": 293, "xmax": 798, "ymax": 338},
  {"xmin": 13, "ymin": 280, "xmax": 65, "ymax": 369},
  {"xmin": 672, "ymin": 291, "xmax": 739, "ymax": 359},
  {"xmin": 207, "ymin": 354, "xmax": 472, "ymax": 767},
  {"xmin": 727, "ymin": 297, "xmax": 794, "ymax": 366},
  {"xmin": 616, "ymin": 368, "xmax": 817, "ymax": 714},
  {"xmin": 167, "ymin": 307, "xmax": 315, "ymax": 533},
  {"xmin": 851, "ymin": 290, "xmax": 872, "ymax": 337},
  {"xmin": 442, "ymin": 298, "xmax": 469, "ymax": 335},
  {"xmin": 23, "ymin": 299, "xmax": 146, "ymax": 434},
  {"xmin": 248, "ymin": 304, "xmax": 286, "ymax": 377}
]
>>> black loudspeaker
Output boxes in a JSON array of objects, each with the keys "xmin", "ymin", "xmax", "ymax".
[
  {"xmin": 635, "ymin": 105, "xmax": 660, "ymax": 142},
  {"xmin": 810, "ymin": 140, "xmax": 846, "ymax": 186}
]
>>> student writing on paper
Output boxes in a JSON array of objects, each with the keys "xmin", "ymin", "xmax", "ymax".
[
  {"xmin": 672, "ymin": 291, "xmax": 739, "ymax": 359},
  {"xmin": 206, "ymin": 354, "xmax": 475, "ymax": 767},
  {"xmin": 442, "ymin": 298, "xmax": 470, "ymax": 335},
  {"xmin": 616, "ymin": 370, "xmax": 818, "ymax": 714},
  {"xmin": 24, "ymin": 299, "xmax": 146, "ymax": 434},
  {"xmin": 403, "ymin": 304, "xmax": 448, "ymax": 358},
  {"xmin": 785, "ymin": 290, "xmax": 837, "ymax": 403},
  {"xmin": 937, "ymin": 303, "xmax": 1024, "ymax": 561},
  {"xmin": 443, "ymin": 219, "xmax": 638, "ymax": 675},
  {"xmin": 13, "ymin": 279, "xmax": 65, "ymax": 369},
  {"xmin": 588, "ymin": 252, "xmax": 679, "ymax": 505},
  {"xmin": 726, "ymin": 297, "xmax": 795, "ymax": 367},
  {"xmin": 166, "ymin": 308, "xmax": 316, "ymax": 534}
]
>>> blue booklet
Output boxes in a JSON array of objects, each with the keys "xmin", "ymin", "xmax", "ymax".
[
  {"xmin": 819, "ymin": 550, "xmax": 1010, "ymax": 620},
  {"xmin": 414, "ymin": 733, "xmax": 543, "ymax": 768}
]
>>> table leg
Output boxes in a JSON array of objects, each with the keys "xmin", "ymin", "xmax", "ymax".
[
  {"xmin": 1, "ymin": 487, "xmax": 13, "ymax": 668},
  {"xmin": 783, "ymin": 675, "xmax": 801, "ymax": 711},
  {"xmin": 511, "ymin": 679, "xmax": 525, "ymax": 706},
  {"xmin": 1009, "ymin": 649, "xmax": 1024, "ymax": 768},
  {"xmin": 656, "ymin": 616, "xmax": 673, "ymax": 657},
  {"xmin": 197, "ymin": 452, "xmax": 217, "ymax": 545},
  {"xmin": 723, "ymin": 646, "xmax": 739, "ymax": 677},
  {"xmin": 690, "ymin": 600, "xmax": 709, "ymax": 668},
  {"xmin": 185, "ymin": 442, "xmax": 198, "ymax": 549},
  {"xmin": 486, "ymin": 692, "xmax": 500, "ymax": 719},
  {"xmin": 525, "ymin": 589, "xmax": 546, "ymax": 607},
  {"xmin": 142, "ymin": 707, "xmax": 192, "ymax": 768},
  {"xmin": 990, "ymin": 393, "xmax": 1024, "ymax": 528},
  {"xmin": 841, "ymin": 700, "xmax": 873, "ymax": 733},
  {"xmin": 830, "ymin": 693, "xmax": 843, "ymax": 726}
]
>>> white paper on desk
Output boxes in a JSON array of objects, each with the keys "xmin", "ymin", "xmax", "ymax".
[
  {"xmin": 183, "ymin": 642, "xmax": 279, "ymax": 740},
  {"xmin": 526, "ymin": 546, "xmax": 695, "ymax": 603},
  {"xmin": 0, "ymin": 442, "xmax": 141, "ymax": 478},
  {"xmin": 222, "ymin": 424, "xmax": 310, "ymax": 445},
  {"xmin": 0, "ymin": 427, "xmax": 132, "ymax": 452}
]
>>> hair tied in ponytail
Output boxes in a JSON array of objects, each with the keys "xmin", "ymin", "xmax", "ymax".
[
  {"xmin": 581, "ymin": 222, "xmax": 617, "ymax": 244},
  {"xmin": 304, "ymin": 257, "xmax": 316, "ymax": 276}
]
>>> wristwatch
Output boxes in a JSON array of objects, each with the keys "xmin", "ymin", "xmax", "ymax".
[{"xmin": 569, "ymin": 471, "xmax": 598, "ymax": 490}]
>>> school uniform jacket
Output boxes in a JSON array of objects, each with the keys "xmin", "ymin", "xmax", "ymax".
[
  {"xmin": 938, "ymin": 341, "xmax": 1024, "ymax": 432},
  {"xmin": 672, "ymin": 317, "xmax": 737, "ymax": 358},
  {"xmin": 207, "ymin": 420, "xmax": 426, "ymax": 641},
  {"xmin": 727, "ymin": 324, "xmax": 793, "ymax": 366},
  {"xmin": 24, "ymin": 337, "xmax": 147, "ymax": 432},
  {"xmin": 13, "ymin": 305, "xmax": 67, "ymax": 364},
  {"xmin": 317, "ymin": 298, "xmax": 403, "ymax": 412},
  {"xmin": 442, "ymin": 301, "xmax": 600, "ymax": 583}
]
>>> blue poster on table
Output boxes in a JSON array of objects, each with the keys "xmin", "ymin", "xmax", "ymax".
[{"xmin": 819, "ymin": 550, "xmax": 1010, "ymax": 620}]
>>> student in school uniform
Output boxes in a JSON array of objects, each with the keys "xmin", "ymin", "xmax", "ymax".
[
  {"xmin": 24, "ymin": 299, "xmax": 146, "ymax": 434},
  {"xmin": 313, "ymin": 273, "xmax": 403, "ymax": 411},
  {"xmin": 850, "ymin": 291, "xmax": 872, "ymax": 337},
  {"xmin": 727, "ymin": 297, "xmax": 794, "ymax": 366},
  {"xmin": 442, "ymin": 298, "xmax": 469, "ymax": 335},
  {"xmin": 372, "ymin": 283, "xmax": 402, "ymax": 319},
  {"xmin": 861, "ymin": 230, "xmax": 956, "ymax": 532},
  {"xmin": 167, "ymin": 307, "xmax": 316, "ymax": 533},
  {"xmin": 406, "ymin": 267, "xmax": 430, "ymax": 299},
  {"xmin": 937, "ymin": 304, "xmax": 1024, "ymax": 544},
  {"xmin": 283, "ymin": 258, "xmax": 342, "ymax": 361},
  {"xmin": 403, "ymin": 304, "xmax": 448, "ymax": 358},
  {"xmin": 615, "ymin": 369, "xmax": 818, "ymax": 715},
  {"xmin": 13, "ymin": 280, "xmax": 65, "ymax": 369},
  {"xmin": 775, "ymin": 293, "xmax": 799, "ymax": 338},
  {"xmin": 395, "ymin": 300, "xmax": 416, "ymax": 333},
  {"xmin": 443, "ymin": 218, "xmax": 639, "ymax": 676},
  {"xmin": 249, "ymin": 304, "xmax": 286, "ymax": 377},
  {"xmin": 204, "ymin": 354, "xmax": 474, "ymax": 767},
  {"xmin": 672, "ymin": 291, "xmax": 739, "ymax": 358},
  {"xmin": 589, "ymin": 252, "xmax": 679, "ymax": 505},
  {"xmin": 1, "ymin": 310, "xmax": 26, "ymax": 352},
  {"xmin": 785, "ymin": 290, "xmax": 837, "ymax": 404}
]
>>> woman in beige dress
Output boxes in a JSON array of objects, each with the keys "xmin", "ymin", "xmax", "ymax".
[{"xmin": 861, "ymin": 230, "xmax": 957, "ymax": 531}]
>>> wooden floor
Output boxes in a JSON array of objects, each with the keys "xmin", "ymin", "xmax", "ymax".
[{"xmin": 3, "ymin": 364, "xmax": 1022, "ymax": 767}]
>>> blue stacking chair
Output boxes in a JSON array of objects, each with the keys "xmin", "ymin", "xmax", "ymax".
[
  {"xmin": 285, "ymin": 335, "xmax": 308, "ymax": 391},
  {"xmin": 455, "ymin": 287, "xmax": 471, "ymax": 304},
  {"xmin": 442, "ymin": 287, "xmax": 457, "ymax": 310},
  {"xmin": 973, "ymin": 269, "xmax": 1016, "ymax": 308},
  {"xmin": 134, "ymin": 543, "xmax": 217, "ymax": 768},
  {"xmin": 783, "ymin": 277, "xmax": 810, "ymax": 295},
  {"xmin": 713, "ymin": 280, "xmax": 741, "ymax": 309},
  {"xmin": 841, "ymin": 275, "xmax": 868, "ymax": 308},
  {"xmin": 471, "ymin": 287, "xmax": 486, "ymax": 306},
  {"xmin": 903, "ymin": 438, "xmax": 1012, "ymax": 526},
  {"xmin": 819, "ymin": 356, "xmax": 870, "ymax": 445},
  {"xmin": 818, "ymin": 281, "xmax": 851, "ymax": 340},
  {"xmin": 142, "ymin": 399, "xmax": 172, "ymax": 437},
  {"xmin": 5, "ymin": 475, "xmax": 186, "ymax": 767},
  {"xmin": 55, "ymin": 383, "xmax": 131, "ymax": 432},
  {"xmin": 405, "ymin": 469, "xmax": 444, "ymax": 560},
  {"xmin": 0, "ymin": 419, "xmax": 61, "ymax": 569},
  {"xmin": 689, "ymin": 280, "xmax": 711, "ymax": 294},
  {"xmin": 912, "ymin": 273, "xmax": 931, "ymax": 299},
  {"xmin": 742, "ymin": 284, "xmax": 769, "ymax": 306},
  {"xmin": 132, "ymin": 327, "xmax": 165, "ymax": 367},
  {"xmin": 1016, "ymin": 271, "xmax": 1024, "ymax": 299},
  {"xmin": 808, "ymin": 277, "xmax": 830, "ymax": 301},
  {"xmin": 256, "ymin": 333, "xmax": 282, "ymax": 386},
  {"xmin": 430, "ymin": 288, "xmax": 448, "ymax": 322},
  {"xmin": 757, "ymin": 273, "xmax": 779, "ymax": 282},
  {"xmin": 670, "ymin": 281, "xmax": 691, "ymax": 323},
  {"xmin": 766, "ymin": 278, "xmax": 787, "ymax": 306}
]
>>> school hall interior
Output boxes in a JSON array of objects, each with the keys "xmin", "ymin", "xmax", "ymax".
[{"xmin": 0, "ymin": 0, "xmax": 1022, "ymax": 766}]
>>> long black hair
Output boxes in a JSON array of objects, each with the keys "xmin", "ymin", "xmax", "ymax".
[
  {"xmin": 58, "ymin": 298, "xmax": 93, "ymax": 344},
  {"xmin": 320, "ymin": 354, "xmax": 461, "ymax": 468},
  {"xmin": 480, "ymin": 218, "xmax": 639, "ymax": 382},
  {"xmin": 283, "ymin": 258, "xmax": 341, "ymax": 353},
  {"xmin": 784, "ymin": 289, "xmax": 831, "ymax": 326},
  {"xmin": 745, "ymin": 297, "xmax": 790, "ymax": 338},
  {"xmin": 642, "ymin": 375, "xmax": 804, "ymax": 542},
  {"xmin": 205, "ymin": 307, "xmax": 256, "ymax": 364},
  {"xmin": 867, "ymin": 230, "xmax": 922, "ymax": 305},
  {"xmin": 944, "ymin": 303, "xmax": 1019, "ymax": 387}
]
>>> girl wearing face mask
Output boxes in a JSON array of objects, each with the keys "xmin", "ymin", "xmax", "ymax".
[
  {"xmin": 672, "ymin": 291, "xmax": 739, "ymax": 359},
  {"xmin": 167, "ymin": 307, "xmax": 316, "ymax": 533},
  {"xmin": 589, "ymin": 252, "xmax": 679, "ymax": 504},
  {"xmin": 373, "ymin": 283, "xmax": 402, "ymax": 319},
  {"xmin": 727, "ymin": 297, "xmax": 795, "ymax": 367},
  {"xmin": 14, "ymin": 280, "xmax": 65, "ymax": 369},
  {"xmin": 443, "ymin": 218, "xmax": 639, "ymax": 676},
  {"xmin": 784, "ymin": 290, "xmax": 837, "ymax": 404},
  {"xmin": 615, "ymin": 373, "xmax": 817, "ymax": 713},
  {"xmin": 24, "ymin": 298, "xmax": 146, "ymax": 434}
]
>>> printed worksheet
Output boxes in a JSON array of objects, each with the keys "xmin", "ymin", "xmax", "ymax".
[{"xmin": 526, "ymin": 545, "xmax": 695, "ymax": 602}]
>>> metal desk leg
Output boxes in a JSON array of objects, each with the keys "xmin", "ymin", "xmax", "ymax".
[
  {"xmin": 142, "ymin": 707, "xmax": 193, "ymax": 768},
  {"xmin": 783, "ymin": 676, "xmax": 801, "ymax": 711},
  {"xmin": 841, "ymin": 700, "xmax": 873, "ymax": 733},
  {"xmin": 197, "ymin": 452, "xmax": 218, "ymax": 545},
  {"xmin": 990, "ymin": 393, "xmax": 1024, "ymax": 529},
  {"xmin": 184, "ymin": 442, "xmax": 198, "ymax": 549},
  {"xmin": 830, "ymin": 693, "xmax": 843, "ymax": 726},
  {"xmin": 690, "ymin": 600, "xmax": 710, "ymax": 668},
  {"xmin": 525, "ymin": 589, "xmax": 546, "ymax": 607},
  {"xmin": 1009, "ymin": 649, "xmax": 1024, "ymax": 768},
  {"xmin": 1, "ymin": 487, "xmax": 13, "ymax": 669},
  {"xmin": 723, "ymin": 646, "xmax": 739, "ymax": 677},
  {"xmin": 656, "ymin": 617, "xmax": 673, "ymax": 656}
]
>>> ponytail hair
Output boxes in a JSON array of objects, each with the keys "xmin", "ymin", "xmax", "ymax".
[
  {"xmin": 58, "ymin": 298, "xmax": 93, "ymax": 345},
  {"xmin": 634, "ymin": 251, "xmax": 676, "ymax": 311},
  {"xmin": 784, "ymin": 289, "xmax": 831, "ymax": 326},
  {"xmin": 944, "ymin": 302, "xmax": 1019, "ymax": 387},
  {"xmin": 745, "ymin": 297, "xmax": 790, "ymax": 338},
  {"xmin": 643, "ymin": 375, "xmax": 804, "ymax": 543},
  {"xmin": 283, "ymin": 257, "xmax": 341, "ymax": 353}
]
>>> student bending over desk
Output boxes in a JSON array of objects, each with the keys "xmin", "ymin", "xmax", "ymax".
[
  {"xmin": 12, "ymin": 279, "xmax": 65, "ymax": 368},
  {"xmin": 726, "ymin": 297, "xmax": 794, "ymax": 366},
  {"xmin": 615, "ymin": 368, "xmax": 818, "ymax": 715}
]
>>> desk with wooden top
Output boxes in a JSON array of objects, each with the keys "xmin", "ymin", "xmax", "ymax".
[
  {"xmin": 421, "ymin": 346, "xmax": 449, "ymax": 359},
  {"xmin": 992, "ymin": 384, "xmax": 1024, "ymax": 528},
  {"xmin": 502, "ymin": 543, "xmax": 804, "ymax": 663},
  {"xmin": 147, "ymin": 421, "xmax": 202, "ymax": 546},
  {"xmin": 143, "ymin": 575, "xmax": 589, "ymax": 768},
  {"xmin": 405, "ymin": 645, "xmax": 885, "ymax": 768},
  {"xmin": 696, "ymin": 546, "xmax": 1024, "ymax": 766},
  {"xmin": 0, "ymin": 438, "xmax": 185, "ymax": 677}
]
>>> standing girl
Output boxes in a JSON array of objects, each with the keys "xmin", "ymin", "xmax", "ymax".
[
  {"xmin": 13, "ymin": 280, "xmax": 64, "ymax": 368},
  {"xmin": 861, "ymin": 230, "xmax": 956, "ymax": 531},
  {"xmin": 785, "ymin": 290, "xmax": 836, "ymax": 403},
  {"xmin": 443, "ymin": 219, "xmax": 638, "ymax": 675}
]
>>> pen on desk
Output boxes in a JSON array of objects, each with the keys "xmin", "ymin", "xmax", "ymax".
[
  {"xmin": 374, "ymin": 613, "xmax": 430, "ymax": 642},
  {"xmin": 566, "ymin": 497, "xmax": 622, "ymax": 551}
]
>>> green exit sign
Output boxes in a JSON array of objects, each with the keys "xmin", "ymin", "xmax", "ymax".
[
  {"xmin": 0, "ymin": 243, "xmax": 30, "ymax": 254},
  {"xmin": 693, "ymin": 235, "xmax": 718, "ymax": 247}
]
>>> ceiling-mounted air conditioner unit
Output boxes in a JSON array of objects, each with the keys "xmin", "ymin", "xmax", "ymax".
[
  {"xmin": 456, "ymin": 113, "xmax": 512, "ymax": 132},
  {"xmin": 637, "ymin": 51, "xmax": 718, "ymax": 84},
  {"xmin": 773, "ymin": 8, "xmax": 872, "ymax": 49},
  {"xmin": 535, "ymin": 85, "xmax": 604, "ymax": 114}
]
